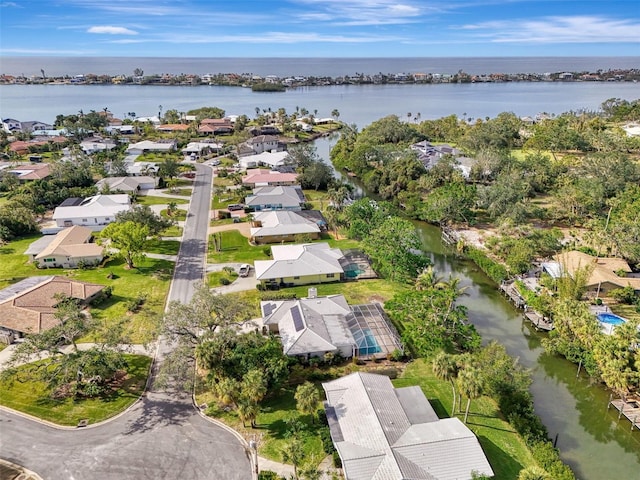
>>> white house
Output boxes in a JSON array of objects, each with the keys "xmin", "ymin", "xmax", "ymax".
[
  {"xmin": 96, "ymin": 176, "xmax": 157, "ymax": 193},
  {"xmin": 254, "ymin": 243, "xmax": 345, "ymax": 287},
  {"xmin": 245, "ymin": 185, "xmax": 305, "ymax": 212},
  {"xmin": 323, "ymin": 372, "xmax": 494, "ymax": 480},
  {"xmin": 238, "ymin": 151, "xmax": 289, "ymax": 170},
  {"xmin": 250, "ymin": 210, "xmax": 321, "ymax": 244},
  {"xmin": 2, "ymin": 118, "xmax": 22, "ymax": 133},
  {"xmin": 80, "ymin": 137, "xmax": 117, "ymax": 154},
  {"xmin": 52, "ymin": 194, "xmax": 131, "ymax": 229},
  {"xmin": 245, "ymin": 135, "xmax": 280, "ymax": 154},
  {"xmin": 126, "ymin": 139, "xmax": 177, "ymax": 154},
  {"xmin": 29, "ymin": 226, "xmax": 104, "ymax": 269}
]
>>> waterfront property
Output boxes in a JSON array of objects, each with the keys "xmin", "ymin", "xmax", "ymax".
[
  {"xmin": 544, "ymin": 251, "xmax": 640, "ymax": 296},
  {"xmin": 254, "ymin": 242, "xmax": 345, "ymax": 287},
  {"xmin": 0, "ymin": 275, "xmax": 105, "ymax": 337},
  {"xmin": 322, "ymin": 372, "xmax": 494, "ymax": 480},
  {"xmin": 597, "ymin": 312, "xmax": 629, "ymax": 335},
  {"xmin": 237, "ymin": 150, "xmax": 289, "ymax": 170},
  {"xmin": 242, "ymin": 169, "xmax": 299, "ymax": 188},
  {"xmin": 245, "ymin": 185, "xmax": 306, "ymax": 212},
  {"xmin": 249, "ymin": 210, "xmax": 322, "ymax": 244},
  {"xmin": 260, "ymin": 292, "xmax": 402, "ymax": 360}
]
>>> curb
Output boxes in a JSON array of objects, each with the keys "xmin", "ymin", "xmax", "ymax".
[{"xmin": 0, "ymin": 458, "xmax": 44, "ymax": 480}]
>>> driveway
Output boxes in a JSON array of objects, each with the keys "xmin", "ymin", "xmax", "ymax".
[{"xmin": 0, "ymin": 164, "xmax": 252, "ymax": 480}]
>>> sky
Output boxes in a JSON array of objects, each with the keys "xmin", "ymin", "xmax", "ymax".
[{"xmin": 1, "ymin": 0, "xmax": 639, "ymax": 57}]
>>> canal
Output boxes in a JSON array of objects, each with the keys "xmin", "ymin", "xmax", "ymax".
[{"xmin": 314, "ymin": 136, "xmax": 640, "ymax": 479}]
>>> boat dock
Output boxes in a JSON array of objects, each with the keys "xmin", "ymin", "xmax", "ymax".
[
  {"xmin": 524, "ymin": 306, "xmax": 554, "ymax": 331},
  {"xmin": 608, "ymin": 396, "xmax": 640, "ymax": 431},
  {"xmin": 499, "ymin": 281, "xmax": 526, "ymax": 308}
]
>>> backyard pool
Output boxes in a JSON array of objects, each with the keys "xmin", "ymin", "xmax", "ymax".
[
  {"xmin": 344, "ymin": 263, "xmax": 366, "ymax": 278},
  {"xmin": 596, "ymin": 313, "xmax": 627, "ymax": 326},
  {"xmin": 355, "ymin": 328, "xmax": 382, "ymax": 355}
]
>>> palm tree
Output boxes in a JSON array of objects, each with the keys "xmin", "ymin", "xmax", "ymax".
[
  {"xmin": 517, "ymin": 466, "xmax": 551, "ymax": 480},
  {"xmin": 432, "ymin": 351, "xmax": 459, "ymax": 415},
  {"xmin": 294, "ymin": 382, "xmax": 320, "ymax": 424},
  {"xmin": 416, "ymin": 265, "xmax": 446, "ymax": 290},
  {"xmin": 457, "ymin": 366, "xmax": 483, "ymax": 423}
]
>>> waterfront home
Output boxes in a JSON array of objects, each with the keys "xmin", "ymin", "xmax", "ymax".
[
  {"xmin": 261, "ymin": 292, "xmax": 401, "ymax": 360},
  {"xmin": 242, "ymin": 169, "xmax": 298, "ymax": 188},
  {"xmin": 0, "ymin": 276, "xmax": 106, "ymax": 337},
  {"xmin": 1, "ymin": 118, "xmax": 21, "ymax": 133},
  {"xmin": 322, "ymin": 372, "xmax": 494, "ymax": 480},
  {"xmin": 27, "ymin": 226, "xmax": 104, "ymax": 269},
  {"xmin": 156, "ymin": 124, "xmax": 190, "ymax": 133},
  {"xmin": 544, "ymin": 251, "xmax": 640, "ymax": 295},
  {"xmin": 254, "ymin": 242, "xmax": 345, "ymax": 287},
  {"xmin": 245, "ymin": 185, "xmax": 305, "ymax": 212},
  {"xmin": 244, "ymin": 135, "xmax": 281, "ymax": 154},
  {"xmin": 249, "ymin": 210, "xmax": 322, "ymax": 244},
  {"xmin": 198, "ymin": 118, "xmax": 234, "ymax": 135},
  {"xmin": 80, "ymin": 136, "xmax": 117, "ymax": 154},
  {"xmin": 95, "ymin": 176, "xmax": 156, "ymax": 193},
  {"xmin": 238, "ymin": 151, "xmax": 289, "ymax": 170},
  {"xmin": 52, "ymin": 194, "xmax": 130, "ymax": 229}
]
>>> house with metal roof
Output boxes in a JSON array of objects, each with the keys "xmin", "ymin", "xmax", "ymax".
[
  {"xmin": 52, "ymin": 194, "xmax": 131, "ymax": 229},
  {"xmin": 245, "ymin": 185, "xmax": 305, "ymax": 212},
  {"xmin": 0, "ymin": 276, "xmax": 106, "ymax": 336},
  {"xmin": 250, "ymin": 211, "xmax": 322, "ymax": 244},
  {"xmin": 238, "ymin": 150, "xmax": 289, "ymax": 170},
  {"xmin": 254, "ymin": 243, "xmax": 345, "ymax": 287},
  {"xmin": 28, "ymin": 226, "xmax": 104, "ymax": 269},
  {"xmin": 323, "ymin": 372, "xmax": 494, "ymax": 480},
  {"xmin": 261, "ymin": 292, "xmax": 402, "ymax": 360}
]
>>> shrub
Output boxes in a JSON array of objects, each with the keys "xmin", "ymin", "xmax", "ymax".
[
  {"xmin": 220, "ymin": 278, "xmax": 231, "ymax": 286},
  {"xmin": 263, "ymin": 246, "xmax": 272, "ymax": 257},
  {"xmin": 258, "ymin": 471, "xmax": 282, "ymax": 480},
  {"xmin": 464, "ymin": 246, "xmax": 508, "ymax": 283},
  {"xmin": 390, "ymin": 348, "xmax": 406, "ymax": 362},
  {"xmin": 126, "ymin": 294, "xmax": 147, "ymax": 313},
  {"xmin": 610, "ymin": 285, "xmax": 637, "ymax": 305},
  {"xmin": 259, "ymin": 291, "xmax": 297, "ymax": 301}
]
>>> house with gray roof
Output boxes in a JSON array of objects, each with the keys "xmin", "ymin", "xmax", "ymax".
[
  {"xmin": 261, "ymin": 292, "xmax": 402, "ymax": 360},
  {"xmin": 323, "ymin": 372, "xmax": 494, "ymax": 480},
  {"xmin": 245, "ymin": 185, "xmax": 305, "ymax": 212},
  {"xmin": 254, "ymin": 242, "xmax": 345, "ymax": 287},
  {"xmin": 52, "ymin": 194, "xmax": 131, "ymax": 229},
  {"xmin": 250, "ymin": 210, "xmax": 322, "ymax": 244},
  {"xmin": 95, "ymin": 176, "xmax": 156, "ymax": 193}
]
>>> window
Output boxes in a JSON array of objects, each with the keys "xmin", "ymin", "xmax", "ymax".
[
  {"xmin": 82, "ymin": 219, "xmax": 88, "ymax": 223},
  {"xmin": 293, "ymin": 276, "xmax": 300, "ymax": 280},
  {"xmin": 44, "ymin": 258, "xmax": 55, "ymax": 262},
  {"xmin": 326, "ymin": 273, "xmax": 335, "ymax": 278}
]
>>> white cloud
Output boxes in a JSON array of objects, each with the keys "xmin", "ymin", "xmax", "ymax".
[
  {"xmin": 0, "ymin": 2, "xmax": 20, "ymax": 7},
  {"xmin": 2, "ymin": 47, "xmax": 93, "ymax": 55},
  {"xmin": 88, "ymin": 25, "xmax": 138, "ymax": 35},
  {"xmin": 293, "ymin": 0, "xmax": 425, "ymax": 26},
  {"xmin": 459, "ymin": 15, "xmax": 640, "ymax": 44}
]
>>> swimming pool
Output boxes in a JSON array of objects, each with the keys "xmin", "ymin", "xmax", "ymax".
[
  {"xmin": 597, "ymin": 313, "xmax": 627, "ymax": 326},
  {"xmin": 356, "ymin": 328, "xmax": 382, "ymax": 355}
]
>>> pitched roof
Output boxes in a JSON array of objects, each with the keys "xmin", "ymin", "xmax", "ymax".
[
  {"xmin": 322, "ymin": 372, "xmax": 494, "ymax": 480},
  {"xmin": 52, "ymin": 194, "xmax": 130, "ymax": 220},
  {"xmin": 34, "ymin": 226, "xmax": 103, "ymax": 260},
  {"xmin": 242, "ymin": 170, "xmax": 298, "ymax": 186},
  {"xmin": 0, "ymin": 276, "xmax": 105, "ymax": 334},
  {"xmin": 8, "ymin": 163, "xmax": 51, "ymax": 180},
  {"xmin": 261, "ymin": 295, "xmax": 355, "ymax": 355},
  {"xmin": 250, "ymin": 211, "xmax": 320, "ymax": 239},
  {"xmin": 245, "ymin": 186, "xmax": 305, "ymax": 209},
  {"xmin": 254, "ymin": 243, "xmax": 344, "ymax": 281},
  {"xmin": 95, "ymin": 176, "xmax": 155, "ymax": 192},
  {"xmin": 553, "ymin": 250, "xmax": 640, "ymax": 290}
]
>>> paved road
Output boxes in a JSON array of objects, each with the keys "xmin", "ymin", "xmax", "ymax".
[{"xmin": 0, "ymin": 164, "xmax": 252, "ymax": 480}]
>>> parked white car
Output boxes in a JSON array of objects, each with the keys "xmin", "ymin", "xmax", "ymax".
[{"xmin": 238, "ymin": 264, "xmax": 251, "ymax": 277}]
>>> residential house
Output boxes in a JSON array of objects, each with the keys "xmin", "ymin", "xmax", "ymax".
[
  {"xmin": 242, "ymin": 169, "xmax": 298, "ymax": 188},
  {"xmin": 322, "ymin": 372, "xmax": 494, "ymax": 480},
  {"xmin": 254, "ymin": 243, "xmax": 345, "ymax": 287},
  {"xmin": 20, "ymin": 121, "xmax": 53, "ymax": 133},
  {"xmin": 0, "ymin": 276, "xmax": 106, "ymax": 336},
  {"xmin": 156, "ymin": 124, "xmax": 190, "ymax": 133},
  {"xmin": 181, "ymin": 141, "xmax": 223, "ymax": 158},
  {"xmin": 261, "ymin": 293, "xmax": 402, "ymax": 359},
  {"xmin": 198, "ymin": 118, "xmax": 234, "ymax": 135},
  {"xmin": 126, "ymin": 139, "xmax": 177, "ymax": 154},
  {"xmin": 238, "ymin": 151, "xmax": 289, "ymax": 170},
  {"xmin": 80, "ymin": 137, "xmax": 117, "ymax": 154},
  {"xmin": 250, "ymin": 210, "xmax": 322, "ymax": 244},
  {"xmin": 95, "ymin": 176, "xmax": 156, "ymax": 193},
  {"xmin": 2, "ymin": 118, "xmax": 22, "ymax": 133},
  {"xmin": 28, "ymin": 226, "xmax": 104, "ymax": 268},
  {"xmin": 6, "ymin": 163, "xmax": 51, "ymax": 182},
  {"xmin": 245, "ymin": 185, "xmax": 305, "ymax": 212},
  {"xmin": 52, "ymin": 194, "xmax": 131, "ymax": 229},
  {"xmin": 245, "ymin": 135, "xmax": 281, "ymax": 154},
  {"xmin": 410, "ymin": 140, "xmax": 476, "ymax": 178},
  {"xmin": 543, "ymin": 251, "xmax": 640, "ymax": 295}
]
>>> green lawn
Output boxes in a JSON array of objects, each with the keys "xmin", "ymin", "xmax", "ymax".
[
  {"xmin": 136, "ymin": 196, "xmax": 189, "ymax": 206},
  {"xmin": 145, "ymin": 239, "xmax": 181, "ymax": 256},
  {"xmin": 160, "ymin": 225, "xmax": 184, "ymax": 237},
  {"xmin": 0, "ymin": 354, "xmax": 151, "ymax": 426},
  {"xmin": 208, "ymin": 230, "xmax": 271, "ymax": 263},
  {"xmin": 394, "ymin": 359, "xmax": 536, "ymax": 480},
  {"xmin": 207, "ymin": 270, "xmax": 239, "ymax": 286},
  {"xmin": 303, "ymin": 190, "xmax": 330, "ymax": 210},
  {"xmin": 160, "ymin": 208, "xmax": 187, "ymax": 221},
  {"xmin": 163, "ymin": 188, "xmax": 192, "ymax": 197},
  {"xmin": 0, "ymin": 234, "xmax": 44, "ymax": 288},
  {"xmin": 212, "ymin": 192, "xmax": 244, "ymax": 210}
]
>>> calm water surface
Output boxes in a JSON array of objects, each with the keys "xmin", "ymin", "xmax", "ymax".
[
  {"xmin": 2, "ymin": 82, "xmax": 640, "ymax": 129},
  {"xmin": 315, "ymin": 136, "xmax": 640, "ymax": 480}
]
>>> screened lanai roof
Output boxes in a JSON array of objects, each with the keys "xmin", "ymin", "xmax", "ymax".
[{"xmin": 347, "ymin": 303, "xmax": 402, "ymax": 359}]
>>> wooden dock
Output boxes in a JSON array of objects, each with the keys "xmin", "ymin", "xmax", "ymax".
[
  {"xmin": 441, "ymin": 227, "xmax": 458, "ymax": 245},
  {"xmin": 524, "ymin": 307, "xmax": 554, "ymax": 331},
  {"xmin": 608, "ymin": 396, "xmax": 640, "ymax": 431},
  {"xmin": 499, "ymin": 281, "xmax": 526, "ymax": 308}
]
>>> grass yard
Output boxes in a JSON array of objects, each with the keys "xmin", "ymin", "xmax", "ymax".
[
  {"xmin": 212, "ymin": 193, "xmax": 244, "ymax": 210},
  {"xmin": 208, "ymin": 230, "xmax": 272, "ymax": 264},
  {"xmin": 145, "ymin": 239, "xmax": 181, "ymax": 256},
  {"xmin": 0, "ymin": 234, "xmax": 45, "ymax": 288},
  {"xmin": 302, "ymin": 190, "xmax": 330, "ymax": 210},
  {"xmin": 163, "ymin": 188, "xmax": 192, "ymax": 197},
  {"xmin": 393, "ymin": 359, "xmax": 536, "ymax": 480},
  {"xmin": 198, "ymin": 384, "xmax": 325, "ymax": 466},
  {"xmin": 160, "ymin": 208, "xmax": 187, "ymax": 221},
  {"xmin": 160, "ymin": 225, "xmax": 184, "ymax": 237},
  {"xmin": 0, "ymin": 354, "xmax": 151, "ymax": 426},
  {"xmin": 207, "ymin": 269, "xmax": 239, "ymax": 286},
  {"xmin": 136, "ymin": 195, "xmax": 189, "ymax": 206}
]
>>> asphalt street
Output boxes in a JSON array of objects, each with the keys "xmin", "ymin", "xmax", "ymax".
[{"xmin": 0, "ymin": 164, "xmax": 252, "ymax": 479}]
